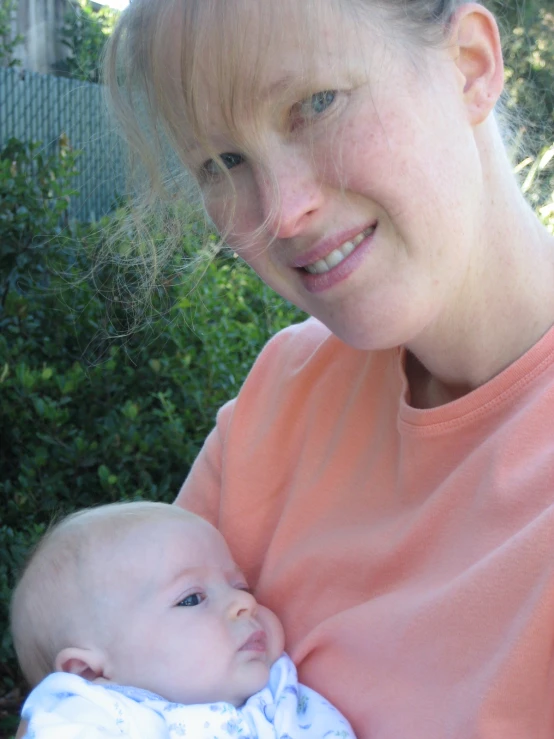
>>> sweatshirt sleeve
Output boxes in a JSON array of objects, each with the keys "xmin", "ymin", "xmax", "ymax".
[
  {"xmin": 174, "ymin": 397, "xmax": 235, "ymax": 527},
  {"xmin": 174, "ymin": 318, "xmax": 331, "ymax": 529}
]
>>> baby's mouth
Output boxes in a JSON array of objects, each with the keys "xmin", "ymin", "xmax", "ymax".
[
  {"xmin": 303, "ymin": 225, "xmax": 376, "ymax": 275},
  {"xmin": 239, "ymin": 630, "xmax": 267, "ymax": 652}
]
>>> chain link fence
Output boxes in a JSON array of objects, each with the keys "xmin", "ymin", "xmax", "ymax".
[{"xmin": 0, "ymin": 66, "xmax": 125, "ymax": 222}]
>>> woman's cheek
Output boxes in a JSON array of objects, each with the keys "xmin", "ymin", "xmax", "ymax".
[{"xmin": 205, "ymin": 179, "xmax": 260, "ymax": 244}]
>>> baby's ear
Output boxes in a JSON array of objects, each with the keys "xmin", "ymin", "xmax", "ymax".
[{"xmin": 54, "ymin": 647, "xmax": 109, "ymax": 683}]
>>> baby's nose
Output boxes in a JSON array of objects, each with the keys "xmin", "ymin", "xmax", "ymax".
[{"xmin": 229, "ymin": 588, "xmax": 258, "ymax": 619}]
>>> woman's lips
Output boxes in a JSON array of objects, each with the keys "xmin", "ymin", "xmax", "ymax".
[
  {"xmin": 239, "ymin": 630, "xmax": 267, "ymax": 652},
  {"xmin": 298, "ymin": 224, "xmax": 377, "ymax": 294},
  {"xmin": 303, "ymin": 225, "xmax": 376, "ymax": 275}
]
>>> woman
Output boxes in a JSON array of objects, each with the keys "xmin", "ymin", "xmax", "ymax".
[{"xmin": 17, "ymin": 0, "xmax": 554, "ymax": 736}]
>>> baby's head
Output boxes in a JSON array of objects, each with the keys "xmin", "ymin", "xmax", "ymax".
[{"xmin": 10, "ymin": 502, "xmax": 284, "ymax": 706}]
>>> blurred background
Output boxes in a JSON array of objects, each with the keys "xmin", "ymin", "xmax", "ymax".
[{"xmin": 0, "ymin": 0, "xmax": 553, "ymax": 734}]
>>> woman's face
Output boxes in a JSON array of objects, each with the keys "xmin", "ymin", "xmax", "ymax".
[{"xmin": 190, "ymin": 1, "xmax": 486, "ymax": 351}]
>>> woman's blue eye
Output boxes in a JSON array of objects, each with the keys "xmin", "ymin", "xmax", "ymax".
[
  {"xmin": 201, "ymin": 152, "xmax": 244, "ymax": 178},
  {"xmin": 177, "ymin": 593, "xmax": 204, "ymax": 607},
  {"xmin": 309, "ymin": 91, "xmax": 336, "ymax": 115},
  {"xmin": 220, "ymin": 153, "xmax": 244, "ymax": 169},
  {"xmin": 293, "ymin": 90, "xmax": 337, "ymax": 123}
]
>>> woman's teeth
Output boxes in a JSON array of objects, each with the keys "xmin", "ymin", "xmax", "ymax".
[{"xmin": 303, "ymin": 227, "xmax": 374, "ymax": 275}]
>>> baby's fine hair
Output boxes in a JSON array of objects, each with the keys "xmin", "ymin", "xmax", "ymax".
[{"xmin": 10, "ymin": 501, "xmax": 196, "ymax": 687}]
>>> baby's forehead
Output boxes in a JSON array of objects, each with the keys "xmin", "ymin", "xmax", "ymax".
[
  {"xmin": 93, "ymin": 517, "xmax": 242, "ymax": 606},
  {"xmin": 48, "ymin": 506, "xmax": 225, "ymax": 578},
  {"xmin": 94, "ymin": 511, "xmax": 237, "ymax": 576}
]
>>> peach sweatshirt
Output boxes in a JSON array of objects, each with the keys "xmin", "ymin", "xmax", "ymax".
[{"xmin": 177, "ymin": 317, "xmax": 554, "ymax": 739}]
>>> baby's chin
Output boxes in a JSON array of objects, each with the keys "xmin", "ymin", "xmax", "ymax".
[{"xmin": 228, "ymin": 661, "xmax": 275, "ymax": 707}]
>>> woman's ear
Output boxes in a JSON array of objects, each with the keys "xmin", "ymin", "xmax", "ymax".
[
  {"xmin": 54, "ymin": 647, "xmax": 110, "ymax": 683},
  {"xmin": 449, "ymin": 3, "xmax": 504, "ymax": 126}
]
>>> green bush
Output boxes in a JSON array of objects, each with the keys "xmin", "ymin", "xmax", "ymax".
[
  {"xmin": 0, "ymin": 137, "xmax": 79, "ymax": 310},
  {"xmin": 0, "ymin": 139, "xmax": 305, "ymax": 705},
  {"xmin": 500, "ymin": 6, "xmax": 554, "ymax": 222}
]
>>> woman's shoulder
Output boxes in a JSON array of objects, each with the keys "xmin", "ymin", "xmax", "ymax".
[
  {"xmin": 245, "ymin": 316, "xmax": 376, "ymax": 384},
  {"xmin": 176, "ymin": 318, "xmax": 400, "ymax": 524},
  {"xmin": 257, "ymin": 316, "xmax": 334, "ymax": 363},
  {"xmin": 239, "ymin": 316, "xmax": 397, "ymax": 402}
]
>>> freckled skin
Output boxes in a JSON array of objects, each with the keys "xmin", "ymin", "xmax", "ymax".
[
  {"xmin": 199, "ymin": 6, "xmax": 483, "ymax": 353},
  {"xmin": 194, "ymin": 1, "xmax": 554, "ymax": 400}
]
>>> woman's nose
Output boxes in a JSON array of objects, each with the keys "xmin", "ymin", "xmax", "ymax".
[{"xmin": 255, "ymin": 148, "xmax": 324, "ymax": 240}]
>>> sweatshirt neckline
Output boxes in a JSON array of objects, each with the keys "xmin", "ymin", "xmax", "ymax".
[{"xmin": 397, "ymin": 322, "xmax": 554, "ymax": 434}]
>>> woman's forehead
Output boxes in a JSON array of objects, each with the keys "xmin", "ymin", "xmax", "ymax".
[{"xmin": 159, "ymin": 0, "xmax": 374, "ymax": 144}]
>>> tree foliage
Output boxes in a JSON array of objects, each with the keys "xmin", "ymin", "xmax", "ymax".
[
  {"xmin": 0, "ymin": 0, "xmax": 21, "ymax": 68},
  {"xmin": 57, "ymin": 0, "xmax": 118, "ymax": 83},
  {"xmin": 496, "ymin": 3, "xmax": 554, "ymax": 222}
]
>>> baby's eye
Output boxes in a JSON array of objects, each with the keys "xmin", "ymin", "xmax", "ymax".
[
  {"xmin": 176, "ymin": 592, "xmax": 205, "ymax": 607},
  {"xmin": 291, "ymin": 90, "xmax": 337, "ymax": 125},
  {"xmin": 201, "ymin": 152, "xmax": 245, "ymax": 179}
]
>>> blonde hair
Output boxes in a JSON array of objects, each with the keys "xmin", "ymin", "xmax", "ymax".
[
  {"xmin": 104, "ymin": 0, "xmax": 466, "ymax": 179},
  {"xmin": 101, "ymin": 0, "xmax": 468, "ymax": 297},
  {"xmin": 10, "ymin": 502, "xmax": 197, "ymax": 686}
]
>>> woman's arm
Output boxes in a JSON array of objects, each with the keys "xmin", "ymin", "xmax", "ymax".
[{"xmin": 175, "ymin": 398, "xmax": 233, "ymax": 522}]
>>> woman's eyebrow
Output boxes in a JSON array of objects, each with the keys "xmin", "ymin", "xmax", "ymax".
[{"xmin": 259, "ymin": 73, "xmax": 297, "ymax": 99}]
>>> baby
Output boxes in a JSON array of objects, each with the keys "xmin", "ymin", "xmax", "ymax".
[{"xmin": 10, "ymin": 502, "xmax": 355, "ymax": 739}]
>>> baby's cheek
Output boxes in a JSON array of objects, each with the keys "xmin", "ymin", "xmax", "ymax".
[{"xmin": 260, "ymin": 606, "xmax": 285, "ymax": 662}]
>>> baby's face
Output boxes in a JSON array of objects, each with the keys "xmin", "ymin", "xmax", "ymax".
[{"xmin": 99, "ymin": 511, "xmax": 284, "ymax": 706}]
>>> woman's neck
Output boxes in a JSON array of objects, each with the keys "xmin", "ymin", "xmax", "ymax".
[{"xmin": 405, "ymin": 148, "xmax": 554, "ymax": 409}]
